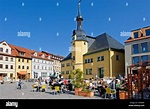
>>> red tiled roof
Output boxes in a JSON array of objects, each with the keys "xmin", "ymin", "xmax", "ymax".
[{"xmin": 0, "ymin": 40, "xmax": 63, "ymax": 61}]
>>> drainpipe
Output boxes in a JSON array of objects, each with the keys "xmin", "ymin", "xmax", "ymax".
[{"xmin": 108, "ymin": 48, "xmax": 111, "ymax": 77}]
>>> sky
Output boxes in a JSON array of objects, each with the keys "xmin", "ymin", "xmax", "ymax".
[{"xmin": 0, "ymin": 0, "xmax": 150, "ymax": 57}]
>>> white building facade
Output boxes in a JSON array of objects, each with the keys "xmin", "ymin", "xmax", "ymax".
[
  {"xmin": 0, "ymin": 41, "xmax": 15, "ymax": 81},
  {"xmin": 31, "ymin": 52, "xmax": 54, "ymax": 79}
]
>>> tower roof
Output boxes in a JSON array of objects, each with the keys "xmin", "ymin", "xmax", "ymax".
[{"xmin": 73, "ymin": 0, "xmax": 87, "ymax": 41}]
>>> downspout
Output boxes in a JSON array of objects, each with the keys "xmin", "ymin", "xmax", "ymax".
[{"xmin": 108, "ymin": 48, "xmax": 111, "ymax": 77}]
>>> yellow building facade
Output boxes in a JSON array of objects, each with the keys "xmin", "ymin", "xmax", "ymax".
[
  {"xmin": 15, "ymin": 57, "xmax": 32, "ymax": 80},
  {"xmin": 61, "ymin": 1, "xmax": 125, "ymax": 79}
]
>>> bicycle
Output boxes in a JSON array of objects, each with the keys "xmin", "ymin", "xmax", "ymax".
[{"xmin": 16, "ymin": 82, "xmax": 27, "ymax": 89}]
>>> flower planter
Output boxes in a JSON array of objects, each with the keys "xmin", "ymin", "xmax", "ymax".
[
  {"xmin": 119, "ymin": 91, "xmax": 128, "ymax": 99},
  {"xmin": 74, "ymin": 88, "xmax": 82, "ymax": 95},
  {"xmin": 78, "ymin": 91, "xmax": 94, "ymax": 97}
]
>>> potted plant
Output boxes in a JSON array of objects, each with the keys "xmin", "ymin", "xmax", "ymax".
[
  {"xmin": 119, "ymin": 85, "xmax": 128, "ymax": 99},
  {"xmin": 70, "ymin": 69, "xmax": 84, "ymax": 95},
  {"xmin": 78, "ymin": 82, "xmax": 94, "ymax": 97}
]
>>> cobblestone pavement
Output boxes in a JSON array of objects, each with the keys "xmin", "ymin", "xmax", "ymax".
[{"xmin": 0, "ymin": 81, "xmax": 103, "ymax": 99}]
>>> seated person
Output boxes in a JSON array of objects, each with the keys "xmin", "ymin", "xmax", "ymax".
[
  {"xmin": 97, "ymin": 84, "xmax": 106, "ymax": 98},
  {"xmin": 33, "ymin": 80, "xmax": 39, "ymax": 91},
  {"xmin": 66, "ymin": 80, "xmax": 73, "ymax": 91}
]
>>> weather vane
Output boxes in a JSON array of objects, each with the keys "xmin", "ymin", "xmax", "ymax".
[{"xmin": 78, "ymin": 0, "xmax": 81, "ymax": 4}]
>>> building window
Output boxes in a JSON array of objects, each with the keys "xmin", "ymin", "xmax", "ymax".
[
  {"xmin": 72, "ymin": 56, "xmax": 75, "ymax": 61},
  {"xmin": 72, "ymin": 66, "xmax": 74, "ymax": 70},
  {"xmin": 61, "ymin": 64, "xmax": 65, "ymax": 67},
  {"xmin": 18, "ymin": 58, "xmax": 20, "ymax": 62},
  {"xmin": 37, "ymin": 66, "xmax": 39, "ymax": 69},
  {"xmin": 22, "ymin": 59, "xmax": 24, "ymax": 62},
  {"xmin": 133, "ymin": 56, "xmax": 139, "ymax": 64},
  {"xmin": 134, "ymin": 32, "xmax": 138, "ymax": 38},
  {"xmin": 99, "ymin": 67, "xmax": 104, "ymax": 78},
  {"xmin": 10, "ymin": 65, "xmax": 13, "ymax": 69},
  {"xmin": 86, "ymin": 69, "xmax": 92, "ymax": 75},
  {"xmin": 27, "ymin": 59, "xmax": 29, "ymax": 63},
  {"xmin": 27, "ymin": 66, "xmax": 29, "ymax": 69},
  {"xmin": 116, "ymin": 55, "xmax": 120, "ymax": 61},
  {"xmin": 84, "ymin": 42, "xmax": 86, "ymax": 45},
  {"xmin": 88, "ymin": 59, "xmax": 90, "ymax": 63},
  {"xmin": 91, "ymin": 58, "xmax": 93, "ymax": 62},
  {"xmin": 146, "ymin": 29, "xmax": 150, "ymax": 36},
  {"xmin": 18, "ymin": 65, "xmax": 20, "ymax": 69},
  {"xmin": 0, "ymin": 48, "xmax": 3, "ymax": 52},
  {"xmin": 2, "ymin": 43, "xmax": 6, "ymax": 45},
  {"xmin": 101, "ymin": 56, "xmax": 104, "ymax": 61},
  {"xmin": 41, "ymin": 72, "xmax": 47, "ymax": 77},
  {"xmin": 5, "ymin": 65, "xmax": 8, "ymax": 69},
  {"xmin": 6, "ymin": 49, "xmax": 8, "ymax": 53},
  {"xmin": 0, "ymin": 64, "xmax": 3, "ymax": 68},
  {"xmin": 141, "ymin": 42, "xmax": 148, "ymax": 53},
  {"xmin": 5, "ymin": 57, "xmax": 8, "ymax": 61},
  {"xmin": 66, "ymin": 71, "xmax": 69, "ymax": 74},
  {"xmin": 97, "ymin": 56, "xmax": 104, "ymax": 61},
  {"xmin": 20, "ymin": 52, "xmax": 25, "ymax": 56},
  {"xmin": 61, "ymin": 71, "xmax": 64, "ymax": 74},
  {"xmin": 22, "ymin": 66, "xmax": 24, "ymax": 69},
  {"xmin": 84, "ymin": 59, "xmax": 87, "ymax": 63},
  {"xmin": 0, "ymin": 55, "xmax": 3, "ymax": 60},
  {"xmin": 34, "ymin": 65, "xmax": 36, "ymax": 69},
  {"xmin": 141, "ymin": 55, "xmax": 148, "ymax": 62},
  {"xmin": 11, "ymin": 57, "xmax": 13, "ymax": 62},
  {"xmin": 66, "ymin": 63, "xmax": 70, "ymax": 66},
  {"xmin": 133, "ymin": 44, "xmax": 139, "ymax": 54}
]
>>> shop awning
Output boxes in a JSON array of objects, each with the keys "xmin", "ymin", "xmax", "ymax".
[{"xmin": 18, "ymin": 71, "xmax": 27, "ymax": 75}]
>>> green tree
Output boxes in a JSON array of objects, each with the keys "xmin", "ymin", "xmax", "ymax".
[{"xmin": 70, "ymin": 68, "xmax": 85, "ymax": 88}]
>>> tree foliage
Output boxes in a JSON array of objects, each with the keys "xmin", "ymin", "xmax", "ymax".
[{"xmin": 70, "ymin": 68, "xmax": 85, "ymax": 88}]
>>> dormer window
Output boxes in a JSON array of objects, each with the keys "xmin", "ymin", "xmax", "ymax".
[
  {"xmin": 19, "ymin": 52, "xmax": 25, "ymax": 56},
  {"xmin": 34, "ymin": 52, "xmax": 37, "ymax": 56},
  {"xmin": 48, "ymin": 56, "xmax": 50, "ymax": 59},
  {"xmin": 41, "ymin": 54, "xmax": 45, "ymax": 58},
  {"xmin": 134, "ymin": 32, "xmax": 138, "ymax": 38},
  {"xmin": 145, "ymin": 29, "xmax": 150, "ymax": 36}
]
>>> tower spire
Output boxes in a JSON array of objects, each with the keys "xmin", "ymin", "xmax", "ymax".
[
  {"xmin": 78, "ymin": 0, "xmax": 81, "ymax": 16},
  {"xmin": 76, "ymin": 0, "xmax": 83, "ymax": 30}
]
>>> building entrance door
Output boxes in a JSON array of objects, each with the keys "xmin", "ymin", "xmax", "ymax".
[{"xmin": 98, "ymin": 67, "xmax": 104, "ymax": 78}]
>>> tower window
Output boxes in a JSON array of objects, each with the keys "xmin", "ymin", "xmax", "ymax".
[
  {"xmin": 134, "ymin": 32, "xmax": 138, "ymax": 38},
  {"xmin": 84, "ymin": 42, "xmax": 86, "ymax": 45}
]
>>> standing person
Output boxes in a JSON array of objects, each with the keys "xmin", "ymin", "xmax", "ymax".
[
  {"xmin": 18, "ymin": 79, "xmax": 22, "ymax": 89},
  {"xmin": 38, "ymin": 76, "xmax": 42, "ymax": 85}
]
